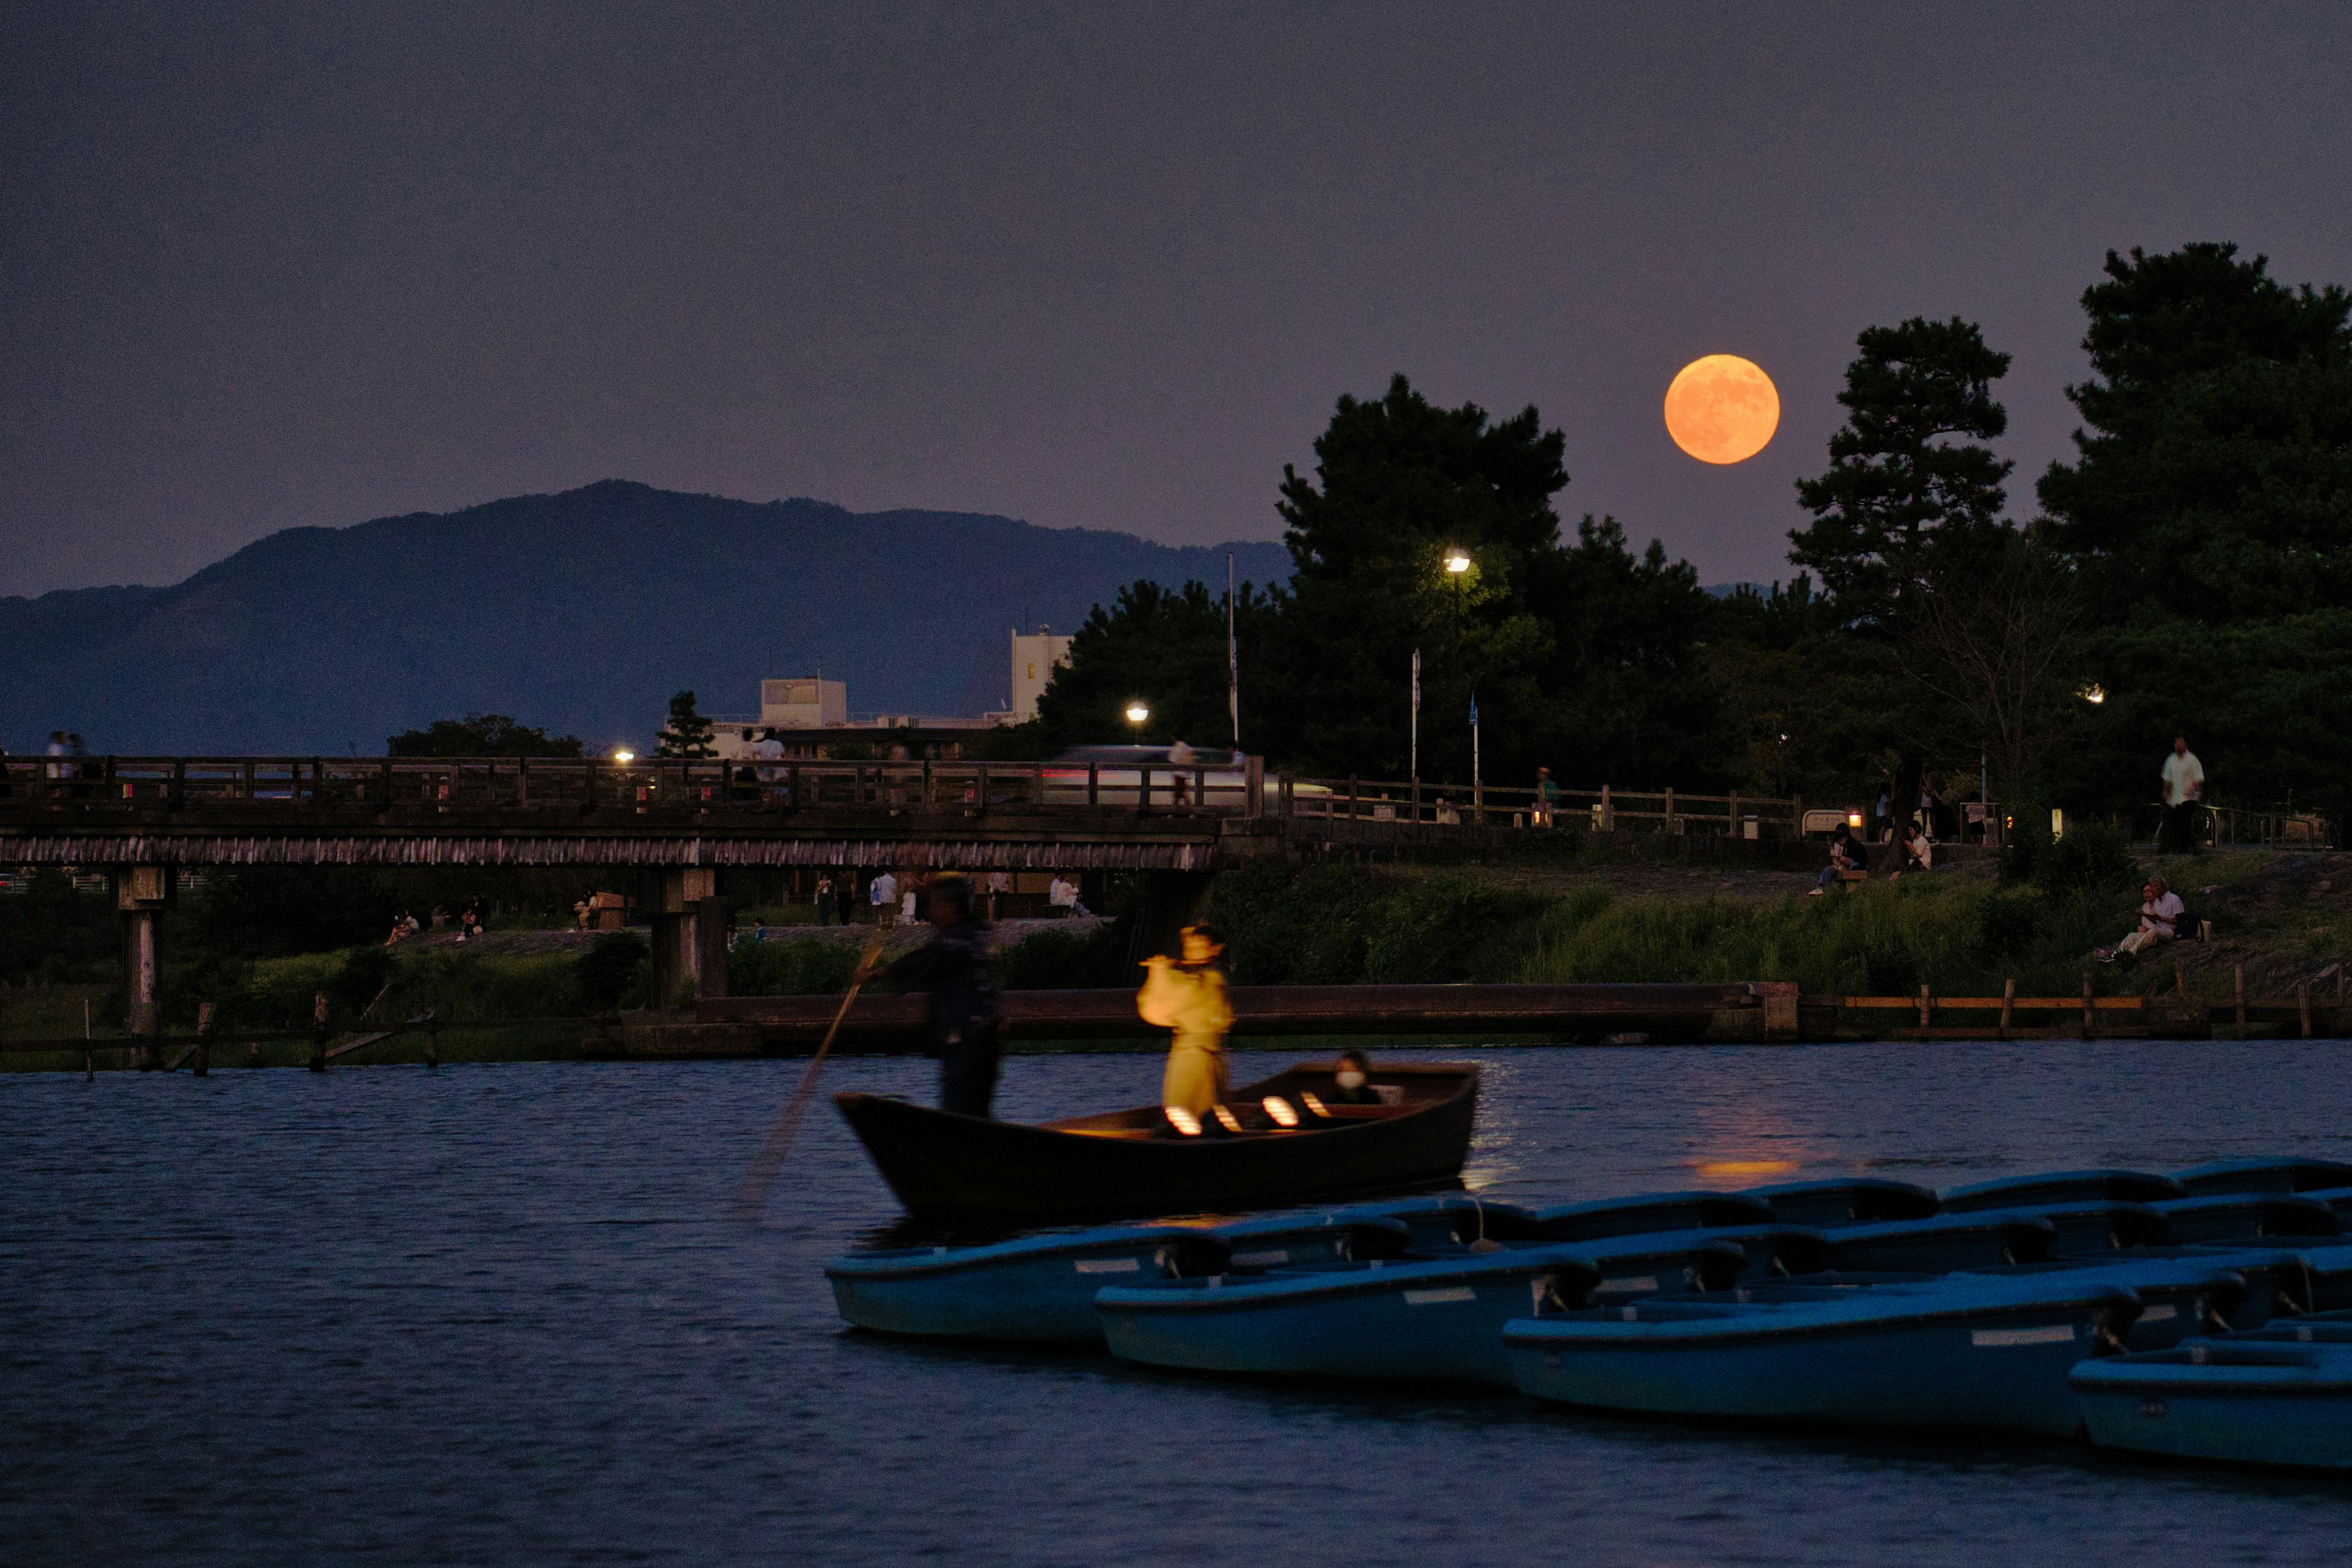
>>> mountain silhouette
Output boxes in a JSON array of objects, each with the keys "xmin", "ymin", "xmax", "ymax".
[{"xmin": 0, "ymin": 481, "xmax": 1292, "ymax": 755}]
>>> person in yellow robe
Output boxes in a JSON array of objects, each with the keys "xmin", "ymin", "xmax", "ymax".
[{"xmin": 1138, "ymin": 923, "xmax": 1234, "ymax": 1117}]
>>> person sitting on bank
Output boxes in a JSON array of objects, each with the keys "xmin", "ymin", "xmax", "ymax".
[
  {"xmin": 1138, "ymin": 922, "xmax": 1234, "ymax": 1118},
  {"xmin": 853, "ymin": 873, "xmax": 1003, "ymax": 1117},
  {"xmin": 1891, "ymin": 823, "xmax": 1934, "ymax": 878},
  {"xmin": 1327, "ymin": 1049, "xmax": 1381, "ymax": 1104},
  {"xmin": 1811, "ymin": 824, "xmax": 1866, "ymax": 895},
  {"xmin": 2097, "ymin": 875, "xmax": 2185, "ymax": 964}
]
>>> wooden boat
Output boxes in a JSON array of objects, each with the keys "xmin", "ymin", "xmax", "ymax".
[{"xmin": 831, "ymin": 1060, "xmax": 1480, "ymax": 1221}]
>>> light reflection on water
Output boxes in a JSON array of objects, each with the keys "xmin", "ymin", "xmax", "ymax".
[{"xmin": 7, "ymin": 1041, "xmax": 2352, "ymax": 1567}]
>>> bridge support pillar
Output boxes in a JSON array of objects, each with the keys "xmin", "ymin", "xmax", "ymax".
[
  {"xmin": 115, "ymin": 866, "xmax": 171, "ymax": 1066},
  {"xmin": 645, "ymin": 869, "xmax": 720, "ymax": 1010}
]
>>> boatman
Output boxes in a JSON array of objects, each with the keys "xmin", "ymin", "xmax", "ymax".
[
  {"xmin": 853, "ymin": 873, "xmax": 1003, "ymax": 1118},
  {"xmin": 1138, "ymin": 923, "xmax": 1234, "ymax": 1118}
]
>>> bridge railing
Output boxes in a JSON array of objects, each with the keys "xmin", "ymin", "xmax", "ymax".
[
  {"xmin": 0, "ymin": 755, "xmax": 1795, "ymax": 834},
  {"xmin": 0, "ymin": 755, "xmax": 1270, "ymax": 817},
  {"xmin": 1281, "ymin": 775, "xmax": 1801, "ymax": 835}
]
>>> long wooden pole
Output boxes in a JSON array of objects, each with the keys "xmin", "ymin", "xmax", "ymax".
[{"xmin": 734, "ymin": 935, "xmax": 886, "ymax": 1222}]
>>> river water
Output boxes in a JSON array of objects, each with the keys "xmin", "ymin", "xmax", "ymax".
[{"xmin": 7, "ymin": 1043, "xmax": 2352, "ymax": 1566}]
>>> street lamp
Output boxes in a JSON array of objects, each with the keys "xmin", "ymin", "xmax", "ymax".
[
  {"xmin": 2079, "ymin": 684, "xmax": 2107, "ymax": 705},
  {"xmin": 1124, "ymin": 701, "xmax": 1150, "ymax": 727},
  {"xmin": 612, "ymin": 748, "xmax": 636, "ymax": 764},
  {"xmin": 1444, "ymin": 549, "xmax": 1472, "ymax": 575}
]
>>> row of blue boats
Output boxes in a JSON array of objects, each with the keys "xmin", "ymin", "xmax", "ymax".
[{"xmin": 826, "ymin": 1156, "xmax": 2352, "ymax": 1472}]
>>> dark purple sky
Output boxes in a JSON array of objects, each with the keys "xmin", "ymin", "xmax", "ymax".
[{"xmin": 6, "ymin": 4, "xmax": 2350, "ymax": 600}]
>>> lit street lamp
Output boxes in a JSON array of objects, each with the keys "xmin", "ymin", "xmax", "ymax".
[
  {"xmin": 1124, "ymin": 701, "xmax": 1150, "ymax": 727},
  {"xmin": 1444, "ymin": 549, "xmax": 1472, "ymax": 575},
  {"xmin": 612, "ymin": 748, "xmax": 636, "ymax": 764}
]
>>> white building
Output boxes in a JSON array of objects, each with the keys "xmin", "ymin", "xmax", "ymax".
[
  {"xmin": 1010, "ymin": 627, "xmax": 1072, "ymax": 723},
  {"xmin": 760, "ymin": 677, "xmax": 848, "ymax": 728}
]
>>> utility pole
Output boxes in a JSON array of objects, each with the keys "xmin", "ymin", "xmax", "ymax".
[
  {"xmin": 1226, "ymin": 552, "xmax": 1240, "ymax": 751},
  {"xmin": 1409, "ymin": 648, "xmax": 1421, "ymax": 794},
  {"xmin": 1471, "ymin": 690, "xmax": 1482, "ymax": 823}
]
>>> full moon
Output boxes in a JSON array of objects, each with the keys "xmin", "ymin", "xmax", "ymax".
[{"xmin": 1664, "ymin": 355, "xmax": 1780, "ymax": 464}]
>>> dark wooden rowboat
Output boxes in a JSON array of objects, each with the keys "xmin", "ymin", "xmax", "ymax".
[{"xmin": 832, "ymin": 1060, "xmax": 1480, "ymax": 1221}]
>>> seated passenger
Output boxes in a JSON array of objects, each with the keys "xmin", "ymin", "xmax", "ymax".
[
  {"xmin": 2098, "ymin": 875, "xmax": 2185, "ymax": 964},
  {"xmin": 1327, "ymin": 1049, "xmax": 1382, "ymax": 1105}
]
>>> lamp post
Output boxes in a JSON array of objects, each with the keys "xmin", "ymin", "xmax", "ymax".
[
  {"xmin": 1124, "ymin": 701, "xmax": 1149, "ymax": 730},
  {"xmin": 1414, "ymin": 549, "xmax": 1474, "ymax": 822}
]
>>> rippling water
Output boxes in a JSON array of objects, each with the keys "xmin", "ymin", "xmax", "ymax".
[{"xmin": 8, "ymin": 1043, "xmax": 2352, "ymax": 1566}]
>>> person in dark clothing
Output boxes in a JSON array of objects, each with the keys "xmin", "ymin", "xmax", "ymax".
[
  {"xmin": 1327, "ymin": 1049, "xmax": 1382, "ymax": 1105},
  {"xmin": 854, "ymin": 873, "xmax": 1002, "ymax": 1118},
  {"xmin": 834, "ymin": 873, "xmax": 855, "ymax": 926}
]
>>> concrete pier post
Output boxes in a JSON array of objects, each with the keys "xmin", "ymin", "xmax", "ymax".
[
  {"xmin": 646, "ymin": 867, "xmax": 718, "ymax": 1011},
  {"xmin": 115, "ymin": 865, "xmax": 169, "ymax": 1066}
]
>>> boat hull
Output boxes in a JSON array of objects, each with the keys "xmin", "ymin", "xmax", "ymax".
[
  {"xmin": 1504, "ymin": 1284, "xmax": 2144, "ymax": 1435},
  {"xmin": 1098, "ymin": 1247, "xmax": 1606, "ymax": 1387},
  {"xmin": 833, "ymin": 1063, "xmax": 1479, "ymax": 1221},
  {"xmin": 2075, "ymin": 1349, "xmax": 2352, "ymax": 1469}
]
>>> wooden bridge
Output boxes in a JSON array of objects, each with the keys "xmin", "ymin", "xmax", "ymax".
[{"xmin": 0, "ymin": 754, "xmax": 1800, "ymax": 1041}]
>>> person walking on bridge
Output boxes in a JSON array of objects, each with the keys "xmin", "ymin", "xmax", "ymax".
[
  {"xmin": 1138, "ymin": 923, "xmax": 1234, "ymax": 1119},
  {"xmin": 854, "ymin": 873, "xmax": 1002, "ymax": 1118}
]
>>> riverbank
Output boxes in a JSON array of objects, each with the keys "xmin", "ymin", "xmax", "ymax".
[{"xmin": 6, "ymin": 845, "xmax": 2341, "ymax": 1069}]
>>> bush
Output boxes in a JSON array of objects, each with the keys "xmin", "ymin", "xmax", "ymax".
[
  {"xmin": 578, "ymin": 930, "xmax": 652, "ymax": 1011},
  {"xmin": 1001, "ymin": 923, "xmax": 1133, "ymax": 989},
  {"xmin": 1205, "ymin": 861, "xmax": 1387, "ymax": 984},
  {"xmin": 1360, "ymin": 875, "xmax": 1553, "ymax": 983},
  {"xmin": 727, "ymin": 938, "xmax": 857, "ymax": 997}
]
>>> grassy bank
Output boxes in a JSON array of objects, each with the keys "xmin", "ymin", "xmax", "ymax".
[{"xmin": 9, "ymin": 840, "xmax": 2345, "ymax": 1068}]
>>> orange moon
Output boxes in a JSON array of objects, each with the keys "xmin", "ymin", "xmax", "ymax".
[{"xmin": 1664, "ymin": 355, "xmax": 1780, "ymax": 464}]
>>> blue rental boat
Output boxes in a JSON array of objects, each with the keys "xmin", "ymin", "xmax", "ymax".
[
  {"xmin": 2073, "ymin": 1311, "xmax": 2352, "ymax": 1469},
  {"xmin": 826, "ymin": 1212, "xmax": 1412, "ymax": 1343},
  {"xmin": 1096, "ymin": 1242, "xmax": 1618, "ymax": 1385},
  {"xmin": 1739, "ymin": 1178, "xmax": 1940, "ymax": 1227},
  {"xmin": 1332, "ymin": 1193, "xmax": 1545, "ymax": 1251},
  {"xmin": 1815, "ymin": 1209, "xmax": 2060, "ymax": 1271},
  {"xmin": 1940, "ymin": 1169, "xmax": 2184, "ymax": 1212},
  {"xmin": 2173, "ymin": 1157, "xmax": 2352, "ymax": 1196},
  {"xmin": 1525, "ymin": 1191, "xmax": 1777, "ymax": 1242},
  {"xmin": 1503, "ymin": 1258, "xmax": 2253, "ymax": 1434},
  {"xmin": 2149, "ymin": 1193, "xmax": 2339, "ymax": 1243},
  {"xmin": 1094, "ymin": 1222, "xmax": 1792, "ymax": 1387},
  {"xmin": 828, "ymin": 1224, "xmax": 1233, "ymax": 1343}
]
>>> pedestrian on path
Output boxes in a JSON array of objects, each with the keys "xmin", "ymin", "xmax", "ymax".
[
  {"xmin": 2160, "ymin": 737, "xmax": 2205, "ymax": 853},
  {"xmin": 870, "ymin": 868, "xmax": 898, "ymax": 926}
]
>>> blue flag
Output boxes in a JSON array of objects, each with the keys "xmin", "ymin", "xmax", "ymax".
[{"xmin": 1468, "ymin": 693, "xmax": 1479, "ymax": 727}]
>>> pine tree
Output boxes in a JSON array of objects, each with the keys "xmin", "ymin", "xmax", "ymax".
[
  {"xmin": 1790, "ymin": 317, "xmax": 2015, "ymax": 629},
  {"xmin": 655, "ymin": 690, "xmax": 716, "ymax": 758}
]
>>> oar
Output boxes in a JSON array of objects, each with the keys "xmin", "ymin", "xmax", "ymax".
[{"xmin": 734, "ymin": 934, "xmax": 886, "ymax": 1223}]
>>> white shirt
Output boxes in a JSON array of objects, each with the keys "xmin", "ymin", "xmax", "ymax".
[
  {"xmin": 870, "ymin": 872, "xmax": 897, "ymax": 906},
  {"xmin": 2141, "ymin": 891, "xmax": 2185, "ymax": 937},
  {"xmin": 1049, "ymin": 877, "xmax": 1076, "ymax": 907},
  {"xmin": 2162, "ymin": 750, "xmax": 2204, "ymax": 806}
]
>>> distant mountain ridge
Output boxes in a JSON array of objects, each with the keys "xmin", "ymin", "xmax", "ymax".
[{"xmin": 0, "ymin": 481, "xmax": 1292, "ymax": 753}]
